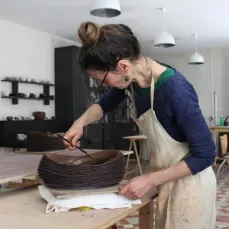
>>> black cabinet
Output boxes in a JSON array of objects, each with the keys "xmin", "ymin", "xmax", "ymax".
[
  {"xmin": 0, "ymin": 120, "xmax": 60, "ymax": 148},
  {"xmin": 55, "ymin": 46, "xmax": 89, "ymax": 132},
  {"xmin": 55, "ymin": 46, "xmax": 138, "ymax": 150}
]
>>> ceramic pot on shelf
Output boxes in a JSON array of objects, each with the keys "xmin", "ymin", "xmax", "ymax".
[{"xmin": 32, "ymin": 111, "xmax": 46, "ymax": 120}]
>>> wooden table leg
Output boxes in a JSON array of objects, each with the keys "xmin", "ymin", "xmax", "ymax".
[
  {"xmin": 133, "ymin": 140, "xmax": 143, "ymax": 175},
  {"xmin": 139, "ymin": 201, "xmax": 154, "ymax": 229}
]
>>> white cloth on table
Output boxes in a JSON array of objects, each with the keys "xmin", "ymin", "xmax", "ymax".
[{"xmin": 38, "ymin": 185, "xmax": 141, "ymax": 213}]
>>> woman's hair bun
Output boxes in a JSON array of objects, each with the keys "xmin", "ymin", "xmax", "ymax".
[{"xmin": 78, "ymin": 22, "xmax": 100, "ymax": 46}]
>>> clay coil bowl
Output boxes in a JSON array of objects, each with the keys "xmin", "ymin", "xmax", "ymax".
[{"xmin": 37, "ymin": 150, "xmax": 125, "ymax": 190}]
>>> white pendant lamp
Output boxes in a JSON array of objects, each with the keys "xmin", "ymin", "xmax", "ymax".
[
  {"xmin": 153, "ymin": 8, "xmax": 175, "ymax": 48},
  {"xmin": 189, "ymin": 52, "xmax": 204, "ymax": 65},
  {"xmin": 154, "ymin": 31, "xmax": 175, "ymax": 48},
  {"xmin": 90, "ymin": 0, "xmax": 121, "ymax": 18},
  {"xmin": 189, "ymin": 34, "xmax": 204, "ymax": 65}
]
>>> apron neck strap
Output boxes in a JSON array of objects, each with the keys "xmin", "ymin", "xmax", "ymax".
[
  {"xmin": 150, "ymin": 75, "xmax": 155, "ymax": 109},
  {"xmin": 145, "ymin": 57, "xmax": 155, "ymax": 109},
  {"xmin": 129, "ymin": 57, "xmax": 155, "ymax": 110}
]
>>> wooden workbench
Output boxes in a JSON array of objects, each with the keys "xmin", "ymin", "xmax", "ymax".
[
  {"xmin": 0, "ymin": 149, "xmax": 158, "ymax": 228},
  {"xmin": 209, "ymin": 126, "xmax": 229, "ymax": 159},
  {"xmin": 0, "ymin": 187, "xmax": 157, "ymax": 229}
]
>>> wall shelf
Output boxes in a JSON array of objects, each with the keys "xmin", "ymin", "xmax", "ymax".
[
  {"xmin": 1, "ymin": 96, "xmax": 54, "ymax": 101},
  {"xmin": 1, "ymin": 79, "xmax": 54, "ymax": 86},
  {"xmin": 1, "ymin": 79, "xmax": 55, "ymax": 105}
]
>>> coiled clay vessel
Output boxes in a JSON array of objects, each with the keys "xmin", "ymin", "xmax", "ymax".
[{"xmin": 37, "ymin": 150, "xmax": 125, "ymax": 190}]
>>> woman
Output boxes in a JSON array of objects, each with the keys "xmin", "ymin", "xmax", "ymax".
[{"xmin": 64, "ymin": 22, "xmax": 216, "ymax": 229}]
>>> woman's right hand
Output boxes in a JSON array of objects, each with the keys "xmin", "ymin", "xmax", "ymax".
[{"xmin": 63, "ymin": 121, "xmax": 84, "ymax": 150}]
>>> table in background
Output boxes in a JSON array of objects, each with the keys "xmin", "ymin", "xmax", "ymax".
[
  {"xmin": 209, "ymin": 126, "xmax": 229, "ymax": 163},
  {"xmin": 210, "ymin": 126, "xmax": 229, "ymax": 133}
]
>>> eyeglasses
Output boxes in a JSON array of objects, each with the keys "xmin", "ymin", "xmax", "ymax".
[{"xmin": 99, "ymin": 70, "xmax": 110, "ymax": 89}]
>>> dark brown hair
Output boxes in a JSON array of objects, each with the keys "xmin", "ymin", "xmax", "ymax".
[{"xmin": 78, "ymin": 22, "xmax": 140, "ymax": 71}]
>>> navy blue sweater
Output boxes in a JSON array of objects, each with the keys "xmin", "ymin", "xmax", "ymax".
[{"xmin": 98, "ymin": 69, "xmax": 216, "ymax": 175}]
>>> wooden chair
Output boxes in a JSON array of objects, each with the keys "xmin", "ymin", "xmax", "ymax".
[{"xmin": 216, "ymin": 134, "xmax": 229, "ymax": 177}]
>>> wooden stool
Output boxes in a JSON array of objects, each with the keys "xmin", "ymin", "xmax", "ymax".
[
  {"xmin": 120, "ymin": 150, "xmax": 134, "ymax": 175},
  {"xmin": 122, "ymin": 135, "xmax": 147, "ymax": 175}
]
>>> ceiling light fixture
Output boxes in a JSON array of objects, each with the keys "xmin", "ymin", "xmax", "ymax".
[
  {"xmin": 90, "ymin": 0, "xmax": 121, "ymax": 18},
  {"xmin": 189, "ymin": 34, "xmax": 204, "ymax": 65},
  {"xmin": 154, "ymin": 31, "xmax": 175, "ymax": 48},
  {"xmin": 154, "ymin": 7, "xmax": 175, "ymax": 48}
]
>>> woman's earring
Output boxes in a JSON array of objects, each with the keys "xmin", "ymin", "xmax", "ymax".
[{"xmin": 124, "ymin": 76, "xmax": 129, "ymax": 82}]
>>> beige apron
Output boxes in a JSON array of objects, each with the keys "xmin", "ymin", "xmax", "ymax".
[{"xmin": 126, "ymin": 61, "xmax": 217, "ymax": 229}]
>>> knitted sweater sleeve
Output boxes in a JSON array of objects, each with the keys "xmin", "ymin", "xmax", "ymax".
[
  {"xmin": 97, "ymin": 87, "xmax": 126, "ymax": 114},
  {"xmin": 168, "ymin": 78, "xmax": 216, "ymax": 174}
]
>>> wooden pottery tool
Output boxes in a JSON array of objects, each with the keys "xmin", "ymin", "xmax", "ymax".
[{"xmin": 57, "ymin": 134, "xmax": 94, "ymax": 159}]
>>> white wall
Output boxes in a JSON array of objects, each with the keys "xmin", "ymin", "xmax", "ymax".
[
  {"xmin": 149, "ymin": 48, "xmax": 229, "ymax": 125},
  {"xmin": 0, "ymin": 19, "xmax": 77, "ymax": 120}
]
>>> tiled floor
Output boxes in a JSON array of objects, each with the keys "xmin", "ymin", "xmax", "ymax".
[
  {"xmin": 116, "ymin": 211, "xmax": 139, "ymax": 229},
  {"xmin": 117, "ymin": 161, "xmax": 229, "ymax": 229},
  {"xmin": 216, "ymin": 167, "xmax": 229, "ymax": 228}
]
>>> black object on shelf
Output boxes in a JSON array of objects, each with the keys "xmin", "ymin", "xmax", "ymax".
[
  {"xmin": 1, "ymin": 79, "xmax": 55, "ymax": 105},
  {"xmin": 224, "ymin": 116, "xmax": 229, "ymax": 126}
]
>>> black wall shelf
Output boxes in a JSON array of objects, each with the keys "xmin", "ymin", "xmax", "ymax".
[
  {"xmin": 1, "ymin": 96, "xmax": 54, "ymax": 101},
  {"xmin": 1, "ymin": 79, "xmax": 54, "ymax": 86},
  {"xmin": 1, "ymin": 79, "xmax": 55, "ymax": 105}
]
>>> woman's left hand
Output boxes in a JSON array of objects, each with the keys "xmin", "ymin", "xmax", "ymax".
[{"xmin": 119, "ymin": 174, "xmax": 153, "ymax": 200}]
